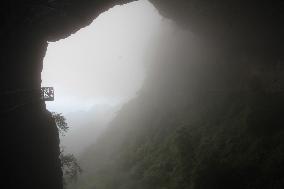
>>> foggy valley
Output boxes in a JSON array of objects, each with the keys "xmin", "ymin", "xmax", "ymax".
[
  {"xmin": 42, "ymin": 1, "xmax": 284, "ymax": 189},
  {"xmin": 3, "ymin": 0, "xmax": 284, "ymax": 189}
]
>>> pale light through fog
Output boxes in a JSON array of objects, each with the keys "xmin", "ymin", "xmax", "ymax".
[{"xmin": 41, "ymin": 0, "xmax": 163, "ymax": 113}]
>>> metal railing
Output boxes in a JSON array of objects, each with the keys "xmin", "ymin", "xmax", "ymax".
[{"xmin": 0, "ymin": 87, "xmax": 54, "ymax": 114}]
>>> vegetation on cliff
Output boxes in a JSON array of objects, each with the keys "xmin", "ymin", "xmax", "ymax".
[{"xmin": 68, "ymin": 32, "xmax": 284, "ymax": 189}]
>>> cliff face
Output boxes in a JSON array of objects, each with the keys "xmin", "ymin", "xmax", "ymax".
[
  {"xmin": 1, "ymin": 1, "xmax": 131, "ymax": 188},
  {"xmin": 151, "ymin": 0, "xmax": 284, "ymax": 50},
  {"xmin": 1, "ymin": 29, "xmax": 62, "ymax": 188},
  {"xmin": 1, "ymin": 1, "xmax": 284, "ymax": 189}
]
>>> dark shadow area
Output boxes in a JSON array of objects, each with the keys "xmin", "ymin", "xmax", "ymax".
[{"xmin": 1, "ymin": 1, "xmax": 284, "ymax": 189}]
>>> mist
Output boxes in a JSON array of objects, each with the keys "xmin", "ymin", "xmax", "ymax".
[
  {"xmin": 40, "ymin": 0, "xmax": 284, "ymax": 189},
  {"xmin": 41, "ymin": 0, "xmax": 173, "ymax": 157},
  {"xmin": 42, "ymin": 0, "xmax": 164, "ymax": 114},
  {"xmin": 42, "ymin": 1, "xmax": 216, "ymax": 187},
  {"xmin": 3, "ymin": 0, "xmax": 284, "ymax": 189}
]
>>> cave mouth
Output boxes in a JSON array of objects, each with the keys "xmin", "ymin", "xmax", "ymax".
[
  {"xmin": 41, "ymin": 0, "xmax": 163, "ymax": 114},
  {"xmin": 40, "ymin": 0, "xmax": 175, "ymax": 156}
]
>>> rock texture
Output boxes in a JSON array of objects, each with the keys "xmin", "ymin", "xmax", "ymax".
[
  {"xmin": 1, "ymin": 1, "xmax": 131, "ymax": 189},
  {"xmin": 1, "ymin": 1, "xmax": 283, "ymax": 189}
]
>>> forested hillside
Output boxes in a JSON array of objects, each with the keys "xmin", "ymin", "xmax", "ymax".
[{"xmin": 69, "ymin": 28, "xmax": 284, "ymax": 189}]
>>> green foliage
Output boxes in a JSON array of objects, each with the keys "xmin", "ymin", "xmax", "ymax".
[
  {"xmin": 65, "ymin": 42, "xmax": 284, "ymax": 188},
  {"xmin": 51, "ymin": 112, "xmax": 82, "ymax": 188},
  {"xmin": 70, "ymin": 89, "xmax": 284, "ymax": 189},
  {"xmin": 52, "ymin": 112, "xmax": 69, "ymax": 135},
  {"xmin": 60, "ymin": 148, "xmax": 83, "ymax": 187}
]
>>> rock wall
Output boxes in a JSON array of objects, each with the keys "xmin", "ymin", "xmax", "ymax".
[
  {"xmin": 1, "ymin": 1, "xmax": 131, "ymax": 188},
  {"xmin": 1, "ymin": 1, "xmax": 283, "ymax": 189}
]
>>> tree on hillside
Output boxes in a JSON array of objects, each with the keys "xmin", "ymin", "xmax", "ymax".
[{"xmin": 51, "ymin": 112, "xmax": 82, "ymax": 188}]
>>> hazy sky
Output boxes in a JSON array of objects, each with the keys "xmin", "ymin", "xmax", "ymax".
[{"xmin": 41, "ymin": 0, "xmax": 163, "ymax": 113}]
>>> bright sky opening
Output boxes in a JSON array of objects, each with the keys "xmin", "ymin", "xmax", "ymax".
[{"xmin": 41, "ymin": 0, "xmax": 163, "ymax": 113}]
